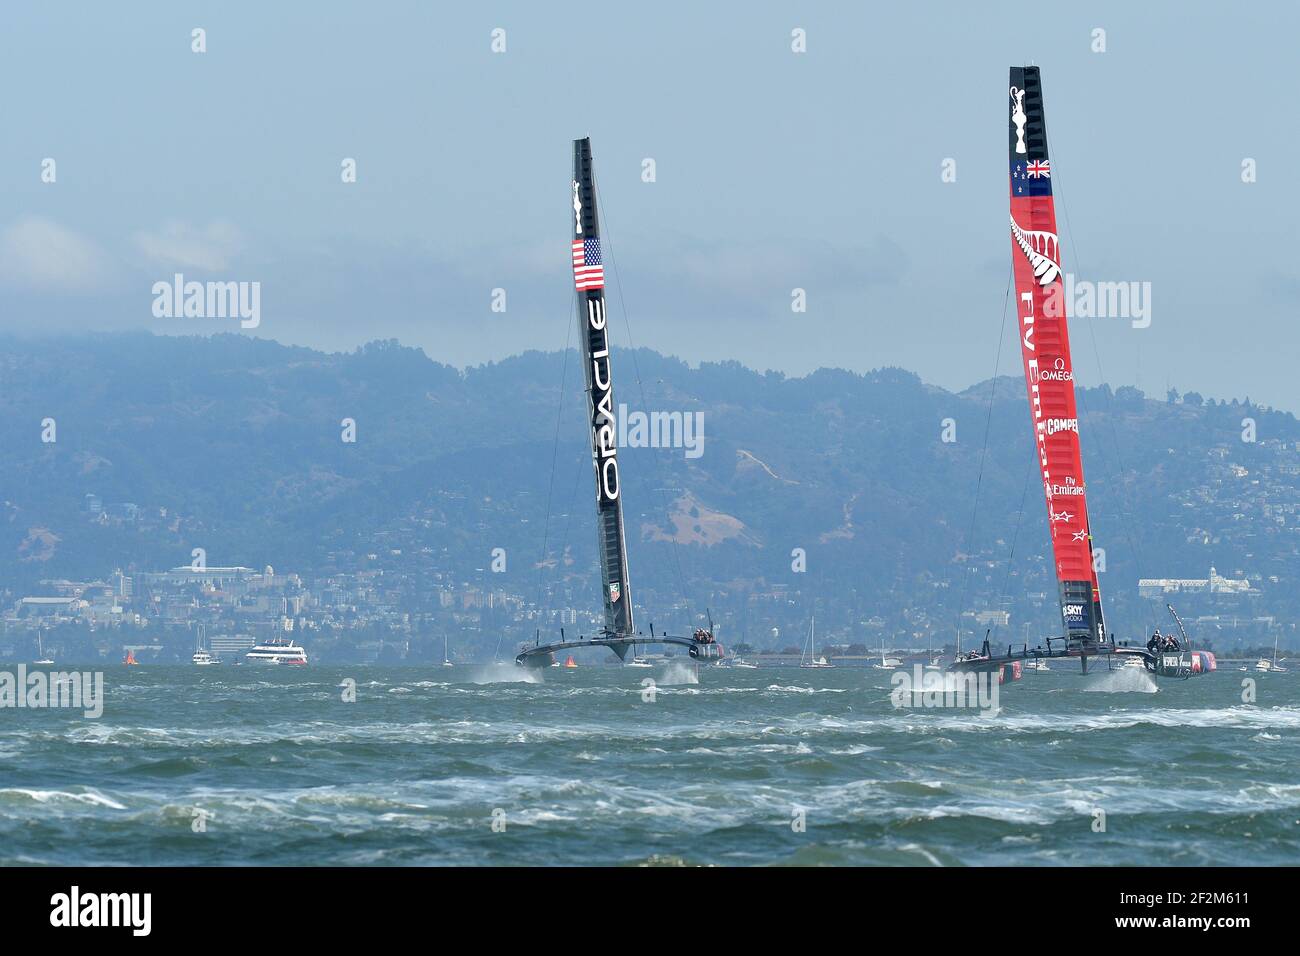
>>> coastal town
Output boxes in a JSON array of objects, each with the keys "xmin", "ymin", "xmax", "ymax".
[{"xmin": 0, "ymin": 551, "xmax": 1283, "ymax": 665}]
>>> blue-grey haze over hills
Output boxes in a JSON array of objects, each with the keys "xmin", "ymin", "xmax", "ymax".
[
  {"xmin": 0, "ymin": 334, "xmax": 1296, "ymax": 662},
  {"xmin": 2, "ymin": 3, "xmax": 1298, "ymax": 410}
]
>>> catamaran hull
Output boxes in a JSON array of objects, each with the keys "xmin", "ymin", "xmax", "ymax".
[
  {"xmin": 946, "ymin": 659, "xmax": 1023, "ymax": 682},
  {"xmin": 949, "ymin": 645, "xmax": 1216, "ymax": 680},
  {"xmin": 516, "ymin": 633, "xmax": 716, "ymax": 667},
  {"xmin": 1154, "ymin": 650, "xmax": 1216, "ymax": 679}
]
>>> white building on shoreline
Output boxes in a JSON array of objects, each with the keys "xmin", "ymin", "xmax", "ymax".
[{"xmin": 1138, "ymin": 566, "xmax": 1256, "ymax": 599}]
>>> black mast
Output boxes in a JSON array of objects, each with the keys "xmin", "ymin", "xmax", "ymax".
[{"xmin": 571, "ymin": 138, "xmax": 634, "ymax": 649}]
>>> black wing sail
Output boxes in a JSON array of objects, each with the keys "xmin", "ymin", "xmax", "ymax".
[{"xmin": 571, "ymin": 138, "xmax": 635, "ymax": 646}]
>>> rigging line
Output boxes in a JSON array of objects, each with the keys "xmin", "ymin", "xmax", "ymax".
[
  {"xmin": 954, "ymin": 266, "xmax": 1014, "ymax": 648},
  {"xmin": 591, "ymin": 171, "xmax": 695, "ymax": 629},
  {"xmin": 507, "ymin": 167, "xmax": 584, "ymax": 660},
  {"xmin": 532, "ymin": 294, "xmax": 578, "ymax": 616},
  {"xmin": 988, "ymin": 447, "xmax": 1035, "ymax": 646},
  {"xmin": 551, "ymin": 442, "xmax": 589, "ymax": 617},
  {"xmin": 1043, "ymin": 117, "xmax": 1149, "ymax": 597}
]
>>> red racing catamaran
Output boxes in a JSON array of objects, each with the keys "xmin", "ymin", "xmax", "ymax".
[{"xmin": 951, "ymin": 67, "xmax": 1215, "ymax": 681}]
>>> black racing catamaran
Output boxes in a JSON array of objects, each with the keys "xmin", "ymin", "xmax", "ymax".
[
  {"xmin": 516, "ymin": 138, "xmax": 721, "ymax": 668},
  {"xmin": 949, "ymin": 68, "xmax": 1216, "ymax": 681}
]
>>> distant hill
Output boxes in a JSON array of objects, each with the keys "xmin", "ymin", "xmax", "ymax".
[{"xmin": 1, "ymin": 332, "xmax": 1297, "ymax": 651}]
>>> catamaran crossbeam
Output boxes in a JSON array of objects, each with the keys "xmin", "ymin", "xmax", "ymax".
[{"xmin": 515, "ymin": 631, "xmax": 723, "ymax": 668}]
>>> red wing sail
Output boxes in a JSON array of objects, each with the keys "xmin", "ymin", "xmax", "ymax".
[{"xmin": 1008, "ymin": 67, "xmax": 1105, "ymax": 646}]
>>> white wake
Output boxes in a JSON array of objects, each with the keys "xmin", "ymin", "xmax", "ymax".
[
  {"xmin": 469, "ymin": 661, "xmax": 542, "ymax": 684},
  {"xmin": 1083, "ymin": 667, "xmax": 1158, "ymax": 694}
]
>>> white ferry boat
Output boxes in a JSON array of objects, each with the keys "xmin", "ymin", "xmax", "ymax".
[{"xmin": 245, "ymin": 639, "xmax": 308, "ymax": 665}]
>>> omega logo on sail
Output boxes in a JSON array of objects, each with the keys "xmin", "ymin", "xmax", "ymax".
[
  {"xmin": 1039, "ymin": 357, "xmax": 1072, "ymax": 382},
  {"xmin": 587, "ymin": 297, "xmax": 619, "ymax": 503}
]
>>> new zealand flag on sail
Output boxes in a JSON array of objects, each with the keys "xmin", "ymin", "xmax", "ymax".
[{"xmin": 1010, "ymin": 159, "xmax": 1053, "ymax": 197}]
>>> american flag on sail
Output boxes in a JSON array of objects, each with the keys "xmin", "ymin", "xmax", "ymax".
[{"xmin": 572, "ymin": 238, "xmax": 604, "ymax": 290}]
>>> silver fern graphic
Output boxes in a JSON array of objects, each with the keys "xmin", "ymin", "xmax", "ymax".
[{"xmin": 1010, "ymin": 214, "xmax": 1061, "ymax": 285}]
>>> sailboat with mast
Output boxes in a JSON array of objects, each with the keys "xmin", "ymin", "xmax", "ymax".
[
  {"xmin": 442, "ymin": 634, "xmax": 454, "ymax": 668},
  {"xmin": 34, "ymin": 628, "xmax": 54, "ymax": 666},
  {"xmin": 923, "ymin": 633, "xmax": 942, "ymax": 670},
  {"xmin": 872, "ymin": 639, "xmax": 901, "ymax": 670},
  {"xmin": 950, "ymin": 66, "xmax": 1214, "ymax": 681},
  {"xmin": 516, "ymin": 138, "xmax": 721, "ymax": 668},
  {"xmin": 799, "ymin": 617, "xmax": 833, "ymax": 669},
  {"xmin": 1256, "ymin": 633, "xmax": 1287, "ymax": 673}
]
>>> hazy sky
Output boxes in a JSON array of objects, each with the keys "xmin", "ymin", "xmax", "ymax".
[{"xmin": 3, "ymin": 2, "xmax": 1297, "ymax": 411}]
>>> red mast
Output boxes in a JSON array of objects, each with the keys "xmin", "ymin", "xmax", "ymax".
[{"xmin": 1007, "ymin": 67, "xmax": 1106, "ymax": 647}]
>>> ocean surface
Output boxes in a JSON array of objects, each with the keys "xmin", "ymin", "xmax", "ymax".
[{"xmin": 2, "ymin": 661, "xmax": 1297, "ymax": 866}]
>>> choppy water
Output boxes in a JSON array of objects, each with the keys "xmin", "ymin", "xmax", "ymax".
[{"xmin": 2, "ymin": 662, "xmax": 1297, "ymax": 865}]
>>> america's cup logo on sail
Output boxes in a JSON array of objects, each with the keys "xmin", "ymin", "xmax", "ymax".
[
  {"xmin": 1010, "ymin": 86, "xmax": 1028, "ymax": 154},
  {"xmin": 573, "ymin": 180, "xmax": 582, "ymax": 237}
]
